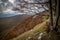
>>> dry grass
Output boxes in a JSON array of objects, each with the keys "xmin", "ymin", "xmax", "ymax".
[{"xmin": 11, "ymin": 19, "xmax": 49, "ymax": 40}]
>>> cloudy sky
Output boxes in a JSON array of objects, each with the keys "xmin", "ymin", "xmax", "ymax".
[{"xmin": 0, "ymin": 0, "xmax": 48, "ymax": 18}]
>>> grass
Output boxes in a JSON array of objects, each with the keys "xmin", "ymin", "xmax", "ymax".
[{"xmin": 11, "ymin": 19, "xmax": 49, "ymax": 40}]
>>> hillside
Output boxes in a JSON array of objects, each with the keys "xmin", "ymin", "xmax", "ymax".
[
  {"xmin": 0, "ymin": 11, "xmax": 49, "ymax": 40},
  {"xmin": 0, "ymin": 14, "xmax": 31, "ymax": 32}
]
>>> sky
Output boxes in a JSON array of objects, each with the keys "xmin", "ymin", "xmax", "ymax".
[
  {"xmin": 0, "ymin": 0, "xmax": 48, "ymax": 18},
  {"xmin": 9, "ymin": 0, "xmax": 15, "ymax": 4}
]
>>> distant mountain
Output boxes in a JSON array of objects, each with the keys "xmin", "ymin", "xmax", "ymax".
[
  {"xmin": 0, "ymin": 14, "xmax": 31, "ymax": 32},
  {"xmin": 0, "ymin": 11, "xmax": 26, "ymax": 18}
]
